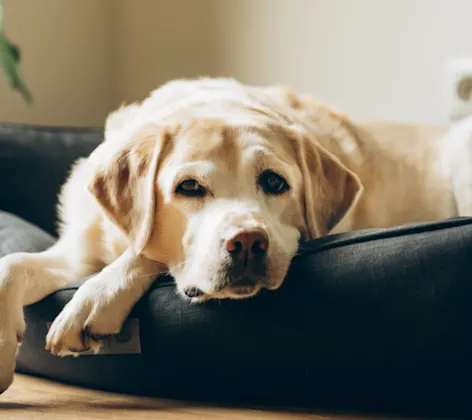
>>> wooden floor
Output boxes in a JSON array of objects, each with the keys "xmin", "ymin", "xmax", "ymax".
[{"xmin": 0, "ymin": 374, "xmax": 429, "ymax": 419}]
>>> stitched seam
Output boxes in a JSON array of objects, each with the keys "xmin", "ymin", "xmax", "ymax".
[
  {"xmin": 49, "ymin": 280, "xmax": 176, "ymax": 295},
  {"xmin": 45, "ymin": 218, "xmax": 472, "ymax": 296},
  {"xmin": 295, "ymin": 217, "xmax": 472, "ymax": 258}
]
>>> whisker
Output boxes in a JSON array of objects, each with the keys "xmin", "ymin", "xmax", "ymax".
[
  {"xmin": 169, "ymin": 259, "xmax": 191, "ymax": 272},
  {"xmin": 133, "ymin": 257, "xmax": 193, "ymax": 280},
  {"xmin": 134, "ymin": 270, "xmax": 166, "ymax": 279}
]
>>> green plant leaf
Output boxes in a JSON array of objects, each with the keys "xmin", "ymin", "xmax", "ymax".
[
  {"xmin": 0, "ymin": 0, "xmax": 4, "ymax": 32},
  {"xmin": 0, "ymin": 33, "xmax": 32, "ymax": 103},
  {"xmin": 0, "ymin": 0, "xmax": 32, "ymax": 104}
]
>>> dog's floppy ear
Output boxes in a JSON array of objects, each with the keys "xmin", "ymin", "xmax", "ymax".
[
  {"xmin": 297, "ymin": 134, "xmax": 362, "ymax": 239},
  {"xmin": 88, "ymin": 124, "xmax": 171, "ymax": 254}
]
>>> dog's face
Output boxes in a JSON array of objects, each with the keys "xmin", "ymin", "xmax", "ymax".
[
  {"xmin": 89, "ymin": 81, "xmax": 361, "ymax": 301},
  {"xmin": 147, "ymin": 120, "xmax": 304, "ymax": 301}
]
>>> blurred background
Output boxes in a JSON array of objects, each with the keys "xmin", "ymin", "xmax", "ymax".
[{"xmin": 0, "ymin": 0, "xmax": 471, "ymax": 127}]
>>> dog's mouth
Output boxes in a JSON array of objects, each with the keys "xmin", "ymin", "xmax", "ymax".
[
  {"xmin": 182, "ymin": 277, "xmax": 263, "ymax": 302},
  {"xmin": 226, "ymin": 278, "xmax": 260, "ymax": 298}
]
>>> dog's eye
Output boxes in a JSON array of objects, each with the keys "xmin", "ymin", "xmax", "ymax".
[
  {"xmin": 175, "ymin": 179, "xmax": 207, "ymax": 197},
  {"xmin": 259, "ymin": 170, "xmax": 290, "ymax": 195}
]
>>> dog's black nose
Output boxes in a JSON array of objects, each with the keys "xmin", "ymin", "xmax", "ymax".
[{"xmin": 184, "ymin": 287, "xmax": 205, "ymax": 298}]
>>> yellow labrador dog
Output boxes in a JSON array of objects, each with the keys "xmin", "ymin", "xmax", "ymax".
[{"xmin": 0, "ymin": 77, "xmax": 470, "ymax": 393}]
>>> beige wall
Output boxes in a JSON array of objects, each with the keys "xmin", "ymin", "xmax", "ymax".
[
  {"xmin": 1, "ymin": 0, "xmax": 471, "ymax": 127},
  {"xmin": 113, "ymin": 0, "xmax": 222, "ymax": 105},
  {"xmin": 0, "ymin": 0, "xmax": 115, "ymax": 127},
  {"xmin": 0, "ymin": 0, "xmax": 225, "ymax": 127},
  {"xmin": 217, "ymin": 0, "xmax": 472, "ymax": 124}
]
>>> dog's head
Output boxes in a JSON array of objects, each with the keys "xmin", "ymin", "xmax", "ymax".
[{"xmin": 88, "ymin": 79, "xmax": 362, "ymax": 301}]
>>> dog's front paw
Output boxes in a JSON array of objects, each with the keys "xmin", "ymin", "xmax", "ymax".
[
  {"xmin": 0, "ymin": 307, "xmax": 25, "ymax": 394},
  {"xmin": 45, "ymin": 281, "xmax": 126, "ymax": 357}
]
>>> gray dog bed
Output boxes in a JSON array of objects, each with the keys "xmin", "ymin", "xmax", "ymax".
[
  {"xmin": 2, "ymin": 124, "xmax": 472, "ymax": 417},
  {"xmin": 2, "ymin": 211, "xmax": 471, "ymax": 415}
]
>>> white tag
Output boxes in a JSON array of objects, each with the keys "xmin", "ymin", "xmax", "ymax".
[{"xmin": 46, "ymin": 318, "xmax": 141, "ymax": 356}]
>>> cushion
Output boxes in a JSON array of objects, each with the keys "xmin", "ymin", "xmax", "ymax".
[
  {"xmin": 0, "ymin": 211, "xmax": 55, "ymax": 257},
  {"xmin": 4, "ymin": 212, "xmax": 472, "ymax": 414},
  {"xmin": 0, "ymin": 124, "xmax": 102, "ymax": 236}
]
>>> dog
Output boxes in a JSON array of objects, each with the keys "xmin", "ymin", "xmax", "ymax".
[{"xmin": 0, "ymin": 77, "xmax": 470, "ymax": 393}]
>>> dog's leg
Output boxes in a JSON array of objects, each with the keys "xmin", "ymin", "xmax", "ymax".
[
  {"xmin": 45, "ymin": 248, "xmax": 162, "ymax": 357},
  {"xmin": 0, "ymin": 240, "xmax": 98, "ymax": 393}
]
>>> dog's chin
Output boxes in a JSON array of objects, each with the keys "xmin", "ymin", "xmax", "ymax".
[
  {"xmin": 177, "ymin": 283, "xmax": 263, "ymax": 303},
  {"xmin": 265, "ymin": 280, "xmax": 284, "ymax": 291},
  {"xmin": 217, "ymin": 285, "xmax": 263, "ymax": 300},
  {"xmin": 176, "ymin": 272, "xmax": 289, "ymax": 303}
]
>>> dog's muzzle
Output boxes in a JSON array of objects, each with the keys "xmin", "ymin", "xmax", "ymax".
[{"xmin": 184, "ymin": 227, "xmax": 269, "ymax": 299}]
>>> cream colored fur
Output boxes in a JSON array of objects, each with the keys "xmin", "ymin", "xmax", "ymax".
[{"xmin": 0, "ymin": 78, "xmax": 470, "ymax": 394}]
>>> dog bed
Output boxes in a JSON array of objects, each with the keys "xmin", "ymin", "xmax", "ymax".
[{"xmin": 2, "ymin": 211, "xmax": 472, "ymax": 414}]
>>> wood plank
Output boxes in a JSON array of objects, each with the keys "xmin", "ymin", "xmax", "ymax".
[{"xmin": 0, "ymin": 374, "xmax": 421, "ymax": 419}]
